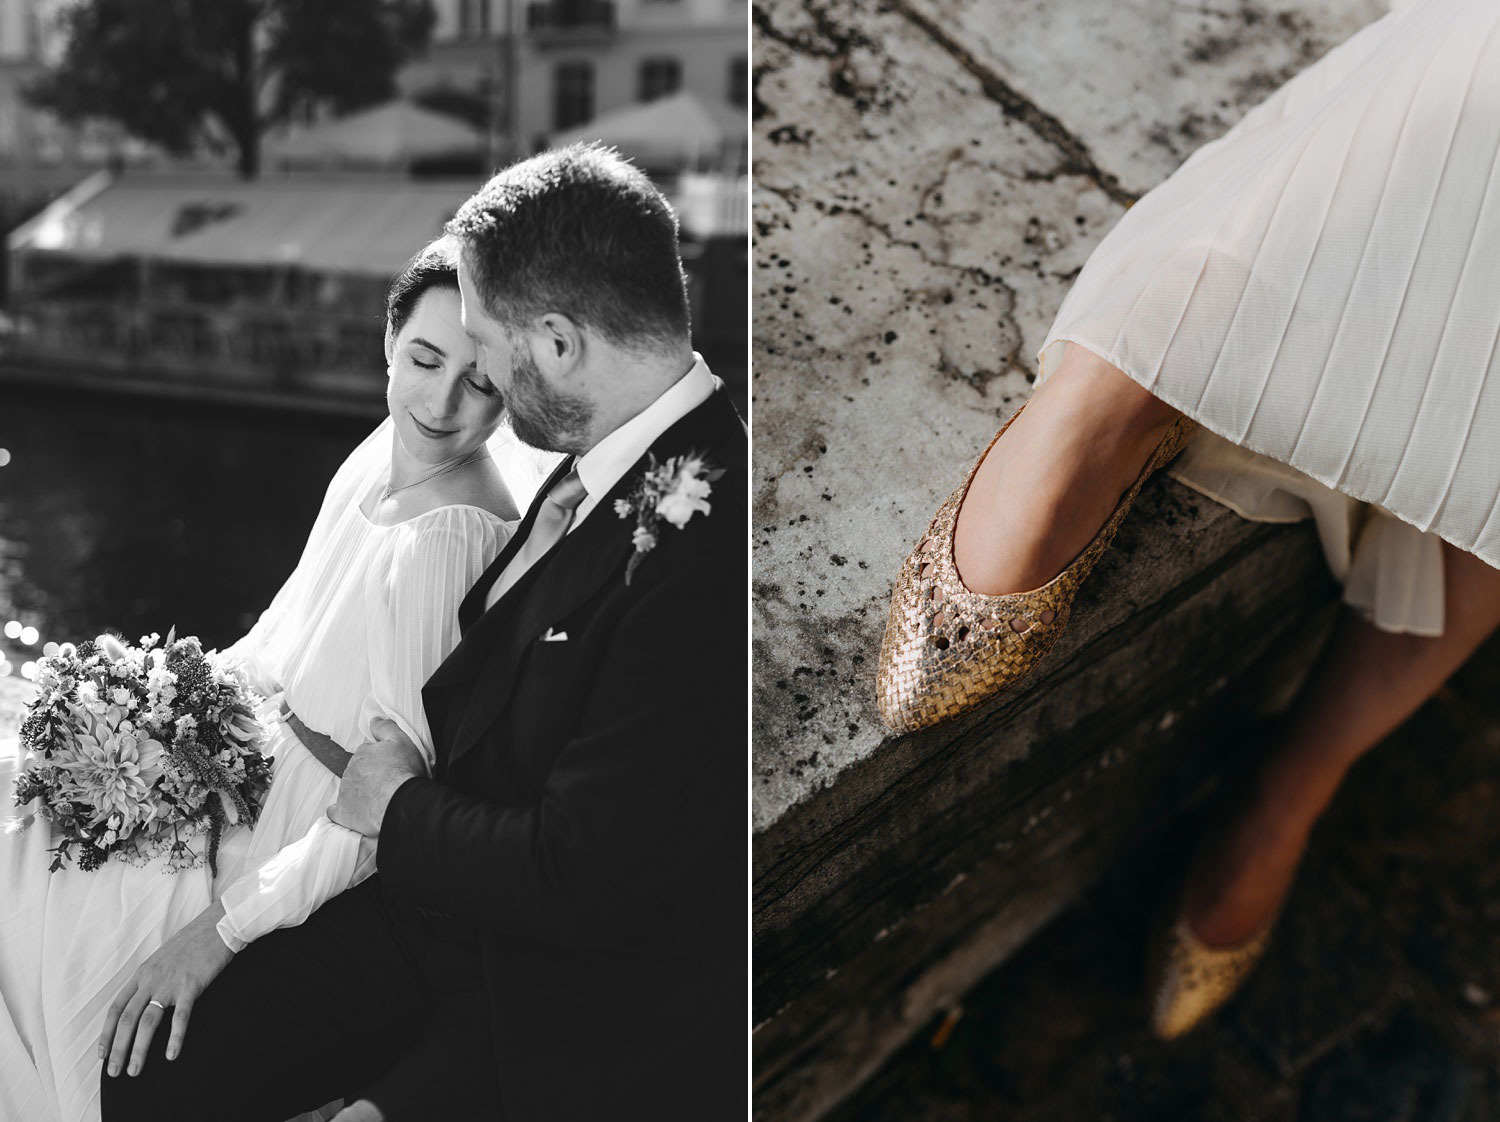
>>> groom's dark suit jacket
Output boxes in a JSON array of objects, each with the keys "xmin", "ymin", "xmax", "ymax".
[{"xmin": 376, "ymin": 385, "xmax": 746, "ymax": 1121}]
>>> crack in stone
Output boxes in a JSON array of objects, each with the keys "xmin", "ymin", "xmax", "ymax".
[
  {"xmin": 752, "ymin": 2, "xmax": 852, "ymax": 59},
  {"xmin": 913, "ymin": 147, "xmax": 975, "ymax": 265},
  {"xmin": 757, "ymin": 180, "xmax": 1010, "ymax": 290},
  {"xmin": 889, "ymin": 0, "xmax": 1143, "ymax": 208},
  {"xmin": 753, "ymin": 1, "xmax": 896, "ymax": 116},
  {"xmin": 756, "ymin": 180, "xmax": 1028, "ymax": 389}
]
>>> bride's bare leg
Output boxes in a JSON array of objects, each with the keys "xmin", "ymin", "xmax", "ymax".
[
  {"xmin": 1185, "ymin": 540, "xmax": 1500, "ymax": 947},
  {"xmin": 953, "ymin": 343, "xmax": 1182, "ymax": 595}
]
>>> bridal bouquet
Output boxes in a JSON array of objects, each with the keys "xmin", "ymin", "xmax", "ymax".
[{"xmin": 12, "ymin": 630, "xmax": 273, "ymax": 876}]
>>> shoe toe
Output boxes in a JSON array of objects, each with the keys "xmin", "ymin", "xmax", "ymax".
[
  {"xmin": 876, "ymin": 536, "xmax": 1067, "ymax": 734},
  {"xmin": 1148, "ymin": 915, "xmax": 1274, "ymax": 1041}
]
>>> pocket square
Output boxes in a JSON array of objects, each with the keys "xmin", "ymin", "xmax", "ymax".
[{"xmin": 541, "ymin": 627, "xmax": 569, "ymax": 643}]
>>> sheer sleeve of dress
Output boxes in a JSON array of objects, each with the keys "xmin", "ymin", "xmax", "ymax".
[
  {"xmin": 217, "ymin": 418, "xmax": 395, "ymax": 698},
  {"xmin": 215, "ymin": 572, "xmax": 293, "ymax": 700},
  {"xmin": 215, "ymin": 505, "xmax": 513, "ymax": 952}
]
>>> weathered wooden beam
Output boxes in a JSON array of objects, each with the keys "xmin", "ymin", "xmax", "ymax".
[{"xmin": 753, "ymin": 479, "xmax": 1341, "ymax": 1122}]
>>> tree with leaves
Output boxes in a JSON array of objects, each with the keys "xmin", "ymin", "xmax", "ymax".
[{"xmin": 26, "ymin": 0, "xmax": 436, "ymax": 178}]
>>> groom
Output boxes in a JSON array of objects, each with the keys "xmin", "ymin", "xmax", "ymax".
[{"xmin": 103, "ymin": 144, "xmax": 746, "ymax": 1120}]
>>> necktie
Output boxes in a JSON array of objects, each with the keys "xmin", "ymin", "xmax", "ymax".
[{"xmin": 486, "ymin": 466, "xmax": 589, "ymax": 608}]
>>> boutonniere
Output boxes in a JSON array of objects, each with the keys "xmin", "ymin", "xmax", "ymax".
[{"xmin": 614, "ymin": 452, "xmax": 725, "ymax": 584}]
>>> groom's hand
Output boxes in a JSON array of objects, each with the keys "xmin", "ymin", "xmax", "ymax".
[{"xmin": 327, "ymin": 718, "xmax": 426, "ymax": 837}]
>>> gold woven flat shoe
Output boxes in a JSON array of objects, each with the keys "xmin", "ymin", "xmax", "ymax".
[
  {"xmin": 875, "ymin": 403, "xmax": 1198, "ymax": 734},
  {"xmin": 1148, "ymin": 898, "xmax": 1283, "ymax": 1041}
]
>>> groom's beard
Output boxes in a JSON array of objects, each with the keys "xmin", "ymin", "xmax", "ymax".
[{"xmin": 505, "ymin": 342, "xmax": 594, "ymax": 455}]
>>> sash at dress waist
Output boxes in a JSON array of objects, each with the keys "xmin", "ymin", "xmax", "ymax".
[{"xmin": 278, "ymin": 699, "xmax": 352, "ymax": 778}]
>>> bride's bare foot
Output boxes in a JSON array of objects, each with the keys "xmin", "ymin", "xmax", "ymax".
[{"xmin": 953, "ymin": 345, "xmax": 1183, "ymax": 596}]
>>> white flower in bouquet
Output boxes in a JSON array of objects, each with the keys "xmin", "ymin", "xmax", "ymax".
[
  {"xmin": 75, "ymin": 680, "xmax": 107, "ymax": 715},
  {"xmin": 51, "ymin": 709, "xmax": 165, "ymax": 834},
  {"xmin": 146, "ymin": 666, "xmax": 176, "ymax": 705},
  {"xmin": 95, "ymin": 633, "xmax": 128, "ymax": 663},
  {"xmin": 220, "ymin": 709, "xmax": 259, "ymax": 745}
]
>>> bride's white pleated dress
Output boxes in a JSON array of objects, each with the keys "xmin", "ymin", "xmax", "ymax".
[
  {"xmin": 1039, "ymin": 0, "xmax": 1500, "ymax": 636},
  {"xmin": 0, "ymin": 418, "xmax": 514, "ymax": 1122}
]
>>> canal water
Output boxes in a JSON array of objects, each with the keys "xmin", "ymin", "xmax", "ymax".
[{"xmin": 0, "ymin": 386, "xmax": 373, "ymax": 672}]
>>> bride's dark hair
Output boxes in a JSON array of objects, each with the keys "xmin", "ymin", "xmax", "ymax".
[{"xmin": 386, "ymin": 234, "xmax": 462, "ymax": 335}]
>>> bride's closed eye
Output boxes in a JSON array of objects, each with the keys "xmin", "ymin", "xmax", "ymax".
[
  {"xmin": 405, "ymin": 347, "xmax": 441, "ymax": 370},
  {"xmin": 408, "ymin": 354, "xmax": 492, "ymax": 397}
]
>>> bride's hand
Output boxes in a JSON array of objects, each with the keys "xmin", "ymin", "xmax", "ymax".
[{"xmin": 98, "ymin": 900, "xmax": 234, "ymax": 1079}]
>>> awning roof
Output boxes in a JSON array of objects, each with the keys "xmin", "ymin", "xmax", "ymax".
[
  {"xmin": 265, "ymin": 100, "xmax": 484, "ymax": 166},
  {"xmin": 8, "ymin": 160, "xmax": 746, "ymax": 278},
  {"xmin": 9, "ymin": 173, "xmax": 477, "ymax": 276},
  {"xmin": 549, "ymin": 91, "xmax": 744, "ymax": 166}
]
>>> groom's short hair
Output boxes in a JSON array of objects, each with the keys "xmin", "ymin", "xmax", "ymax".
[{"xmin": 446, "ymin": 143, "xmax": 691, "ymax": 350}]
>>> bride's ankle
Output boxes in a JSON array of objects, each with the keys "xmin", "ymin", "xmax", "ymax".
[
  {"xmin": 1182, "ymin": 807, "xmax": 1308, "ymax": 940},
  {"xmin": 1050, "ymin": 347, "xmax": 1180, "ymax": 436}
]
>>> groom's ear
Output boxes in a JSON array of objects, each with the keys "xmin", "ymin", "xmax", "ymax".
[{"xmin": 539, "ymin": 312, "xmax": 584, "ymax": 370}]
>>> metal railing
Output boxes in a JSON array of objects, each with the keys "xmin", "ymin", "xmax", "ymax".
[
  {"xmin": 525, "ymin": 0, "xmax": 615, "ymax": 36},
  {"xmin": 0, "ymin": 298, "xmax": 385, "ymax": 401}
]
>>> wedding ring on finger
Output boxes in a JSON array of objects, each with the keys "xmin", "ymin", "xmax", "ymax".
[{"xmin": 147, "ymin": 999, "xmax": 168, "ymax": 1011}]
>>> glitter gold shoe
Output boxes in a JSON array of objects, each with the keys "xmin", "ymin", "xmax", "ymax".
[
  {"xmin": 875, "ymin": 403, "xmax": 1198, "ymax": 734},
  {"xmin": 1148, "ymin": 896, "xmax": 1284, "ymax": 1041}
]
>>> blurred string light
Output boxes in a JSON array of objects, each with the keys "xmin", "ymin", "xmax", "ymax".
[
  {"xmin": 0, "ymin": 448, "xmax": 10, "ymax": 467},
  {"xmin": 0, "ymin": 619, "xmax": 66, "ymax": 678}
]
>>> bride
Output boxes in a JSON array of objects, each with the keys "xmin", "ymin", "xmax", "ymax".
[{"xmin": 0, "ymin": 234, "xmax": 531, "ymax": 1122}]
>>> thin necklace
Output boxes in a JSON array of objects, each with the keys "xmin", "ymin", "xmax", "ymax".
[{"xmin": 381, "ymin": 447, "xmax": 490, "ymax": 503}]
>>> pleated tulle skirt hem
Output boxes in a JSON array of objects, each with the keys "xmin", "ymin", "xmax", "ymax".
[{"xmin": 1033, "ymin": 0, "xmax": 1500, "ymax": 604}]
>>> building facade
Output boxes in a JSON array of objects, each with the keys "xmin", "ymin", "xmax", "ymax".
[
  {"xmin": 0, "ymin": 0, "xmax": 747, "ymax": 215},
  {"xmin": 400, "ymin": 0, "xmax": 747, "ymax": 163}
]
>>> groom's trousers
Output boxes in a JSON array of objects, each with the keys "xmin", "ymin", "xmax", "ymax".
[{"xmin": 99, "ymin": 875, "xmax": 503, "ymax": 1121}]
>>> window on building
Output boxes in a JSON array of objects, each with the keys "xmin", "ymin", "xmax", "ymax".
[
  {"xmin": 459, "ymin": 0, "xmax": 491, "ymax": 37},
  {"xmin": 554, "ymin": 62, "xmax": 594, "ymax": 130},
  {"xmin": 639, "ymin": 58, "xmax": 682, "ymax": 103},
  {"xmin": 728, "ymin": 56, "xmax": 747, "ymax": 107}
]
